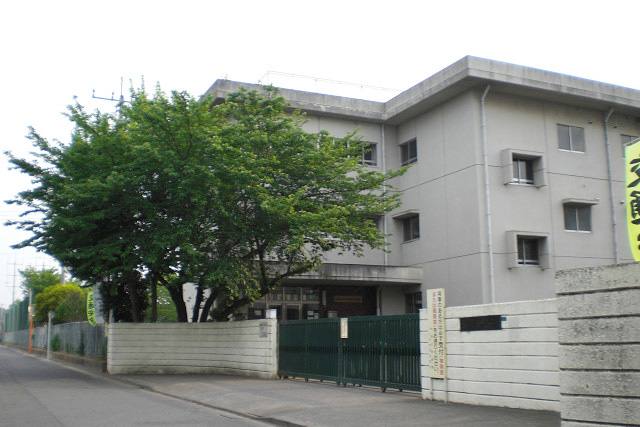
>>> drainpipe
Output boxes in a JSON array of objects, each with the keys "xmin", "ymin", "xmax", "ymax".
[
  {"xmin": 604, "ymin": 108, "xmax": 619, "ymax": 263},
  {"xmin": 480, "ymin": 85, "xmax": 495, "ymax": 303}
]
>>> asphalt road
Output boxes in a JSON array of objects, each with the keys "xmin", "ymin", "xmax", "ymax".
[{"xmin": 0, "ymin": 346, "xmax": 267, "ymax": 427}]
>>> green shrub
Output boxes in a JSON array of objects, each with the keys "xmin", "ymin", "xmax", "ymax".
[{"xmin": 51, "ymin": 334, "xmax": 61, "ymax": 351}]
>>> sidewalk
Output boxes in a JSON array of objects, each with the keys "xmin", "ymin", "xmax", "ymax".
[
  {"xmin": 113, "ymin": 373, "xmax": 559, "ymax": 427},
  {"xmin": 9, "ymin": 345, "xmax": 560, "ymax": 426}
]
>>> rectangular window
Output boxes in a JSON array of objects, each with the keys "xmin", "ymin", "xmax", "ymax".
[
  {"xmin": 517, "ymin": 237, "xmax": 539, "ymax": 265},
  {"xmin": 557, "ymin": 124, "xmax": 586, "ymax": 152},
  {"xmin": 512, "ymin": 158, "xmax": 534, "ymax": 185},
  {"xmin": 622, "ymin": 134, "xmax": 639, "ymax": 157},
  {"xmin": 564, "ymin": 204, "xmax": 592, "ymax": 232},
  {"xmin": 400, "ymin": 139, "xmax": 417, "ymax": 166},
  {"xmin": 361, "ymin": 143, "xmax": 377, "ymax": 166},
  {"xmin": 402, "ymin": 215, "xmax": 420, "ymax": 242}
]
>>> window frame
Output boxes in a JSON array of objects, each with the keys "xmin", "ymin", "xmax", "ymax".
[
  {"xmin": 402, "ymin": 215, "xmax": 420, "ymax": 242},
  {"xmin": 506, "ymin": 231, "xmax": 550, "ymax": 269},
  {"xmin": 512, "ymin": 158, "xmax": 534, "ymax": 185},
  {"xmin": 517, "ymin": 237, "xmax": 540, "ymax": 265},
  {"xmin": 563, "ymin": 204, "xmax": 591, "ymax": 232},
  {"xmin": 360, "ymin": 142, "xmax": 378, "ymax": 166},
  {"xmin": 562, "ymin": 198, "xmax": 598, "ymax": 233},
  {"xmin": 622, "ymin": 134, "xmax": 639, "ymax": 157},
  {"xmin": 400, "ymin": 139, "xmax": 417, "ymax": 166},
  {"xmin": 557, "ymin": 124, "xmax": 586, "ymax": 153},
  {"xmin": 501, "ymin": 149, "xmax": 546, "ymax": 187}
]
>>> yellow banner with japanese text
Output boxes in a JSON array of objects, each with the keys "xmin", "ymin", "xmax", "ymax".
[{"xmin": 625, "ymin": 139, "xmax": 640, "ymax": 261}]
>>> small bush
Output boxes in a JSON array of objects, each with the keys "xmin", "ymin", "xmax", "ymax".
[{"xmin": 51, "ymin": 334, "xmax": 61, "ymax": 351}]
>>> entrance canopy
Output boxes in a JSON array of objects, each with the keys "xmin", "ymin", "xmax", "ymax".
[{"xmin": 282, "ymin": 263, "xmax": 423, "ymax": 286}]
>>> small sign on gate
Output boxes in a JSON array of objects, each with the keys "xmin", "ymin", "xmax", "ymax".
[{"xmin": 340, "ymin": 318, "xmax": 348, "ymax": 339}]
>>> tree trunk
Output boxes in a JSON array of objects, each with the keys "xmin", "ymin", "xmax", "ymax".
[
  {"xmin": 213, "ymin": 296, "xmax": 250, "ymax": 321},
  {"xmin": 126, "ymin": 280, "xmax": 141, "ymax": 323},
  {"xmin": 150, "ymin": 279, "xmax": 157, "ymax": 323},
  {"xmin": 199, "ymin": 289, "xmax": 219, "ymax": 322},
  {"xmin": 191, "ymin": 284, "xmax": 204, "ymax": 323},
  {"xmin": 167, "ymin": 283, "xmax": 188, "ymax": 322}
]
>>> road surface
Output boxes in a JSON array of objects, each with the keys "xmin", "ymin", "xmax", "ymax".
[{"xmin": 0, "ymin": 346, "xmax": 267, "ymax": 427}]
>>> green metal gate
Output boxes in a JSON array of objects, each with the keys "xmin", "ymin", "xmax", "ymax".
[{"xmin": 278, "ymin": 314, "xmax": 420, "ymax": 392}]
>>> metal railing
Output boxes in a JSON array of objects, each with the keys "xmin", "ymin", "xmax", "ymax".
[
  {"xmin": 279, "ymin": 314, "xmax": 420, "ymax": 392},
  {"xmin": 2, "ymin": 322, "xmax": 107, "ymax": 359}
]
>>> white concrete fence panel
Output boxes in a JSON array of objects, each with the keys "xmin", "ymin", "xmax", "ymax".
[
  {"xmin": 107, "ymin": 319, "xmax": 278, "ymax": 378},
  {"xmin": 420, "ymin": 299, "xmax": 559, "ymax": 411}
]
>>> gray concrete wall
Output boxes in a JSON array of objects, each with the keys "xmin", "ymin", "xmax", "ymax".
[
  {"xmin": 420, "ymin": 299, "xmax": 559, "ymax": 411},
  {"xmin": 556, "ymin": 263, "xmax": 640, "ymax": 426},
  {"xmin": 107, "ymin": 319, "xmax": 278, "ymax": 378}
]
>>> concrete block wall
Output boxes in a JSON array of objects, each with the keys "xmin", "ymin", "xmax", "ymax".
[
  {"xmin": 107, "ymin": 319, "xmax": 278, "ymax": 378},
  {"xmin": 420, "ymin": 299, "xmax": 559, "ymax": 411},
  {"xmin": 557, "ymin": 263, "xmax": 640, "ymax": 426}
]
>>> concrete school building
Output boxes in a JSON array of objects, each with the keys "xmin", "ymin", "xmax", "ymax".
[{"xmin": 203, "ymin": 56, "xmax": 640, "ymax": 320}]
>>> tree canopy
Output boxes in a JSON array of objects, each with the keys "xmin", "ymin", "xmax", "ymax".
[
  {"xmin": 33, "ymin": 283, "xmax": 86, "ymax": 324},
  {"xmin": 6, "ymin": 85, "xmax": 405, "ymax": 322},
  {"xmin": 20, "ymin": 267, "xmax": 60, "ymax": 298}
]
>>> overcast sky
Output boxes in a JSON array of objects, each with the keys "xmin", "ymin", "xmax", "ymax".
[{"xmin": 2, "ymin": 0, "xmax": 639, "ymax": 308}]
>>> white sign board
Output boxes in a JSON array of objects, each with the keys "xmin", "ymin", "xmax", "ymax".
[
  {"xmin": 340, "ymin": 318, "xmax": 348, "ymax": 339},
  {"xmin": 427, "ymin": 288, "xmax": 446, "ymax": 378}
]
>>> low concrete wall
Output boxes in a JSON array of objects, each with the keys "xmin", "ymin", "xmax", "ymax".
[
  {"xmin": 557, "ymin": 263, "xmax": 640, "ymax": 426},
  {"xmin": 421, "ymin": 299, "xmax": 559, "ymax": 411},
  {"xmin": 107, "ymin": 319, "xmax": 278, "ymax": 378}
]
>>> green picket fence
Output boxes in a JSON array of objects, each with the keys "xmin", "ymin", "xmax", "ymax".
[{"xmin": 279, "ymin": 314, "xmax": 420, "ymax": 392}]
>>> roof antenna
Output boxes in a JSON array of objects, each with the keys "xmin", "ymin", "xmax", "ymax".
[{"xmin": 92, "ymin": 77, "xmax": 128, "ymax": 116}]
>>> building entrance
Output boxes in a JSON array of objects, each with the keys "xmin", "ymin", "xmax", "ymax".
[{"xmin": 248, "ymin": 285, "xmax": 377, "ymax": 320}]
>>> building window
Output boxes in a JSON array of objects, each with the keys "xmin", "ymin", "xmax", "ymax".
[
  {"xmin": 563, "ymin": 204, "xmax": 591, "ymax": 232},
  {"xmin": 405, "ymin": 292, "xmax": 422, "ymax": 314},
  {"xmin": 368, "ymin": 216, "xmax": 382, "ymax": 231},
  {"xmin": 506, "ymin": 231, "xmax": 549, "ymax": 269},
  {"xmin": 512, "ymin": 158, "xmax": 534, "ymax": 185},
  {"xmin": 361, "ymin": 143, "xmax": 377, "ymax": 166},
  {"xmin": 558, "ymin": 124, "xmax": 586, "ymax": 152},
  {"xmin": 402, "ymin": 215, "xmax": 420, "ymax": 242},
  {"xmin": 501, "ymin": 149, "xmax": 545, "ymax": 187},
  {"xmin": 622, "ymin": 134, "xmax": 639, "ymax": 157},
  {"xmin": 400, "ymin": 139, "xmax": 417, "ymax": 166},
  {"xmin": 517, "ymin": 237, "xmax": 540, "ymax": 265}
]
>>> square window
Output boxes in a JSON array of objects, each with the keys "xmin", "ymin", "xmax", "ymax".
[
  {"xmin": 563, "ymin": 204, "xmax": 592, "ymax": 232},
  {"xmin": 400, "ymin": 139, "xmax": 417, "ymax": 166},
  {"xmin": 557, "ymin": 124, "xmax": 586, "ymax": 152},
  {"xmin": 512, "ymin": 158, "xmax": 534, "ymax": 185},
  {"xmin": 507, "ymin": 231, "xmax": 549, "ymax": 269},
  {"xmin": 361, "ymin": 143, "xmax": 377, "ymax": 166},
  {"xmin": 502, "ymin": 149, "xmax": 545, "ymax": 187},
  {"xmin": 402, "ymin": 215, "xmax": 420, "ymax": 242},
  {"xmin": 517, "ymin": 237, "xmax": 539, "ymax": 265}
]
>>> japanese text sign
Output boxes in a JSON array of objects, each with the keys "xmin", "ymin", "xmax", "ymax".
[
  {"xmin": 625, "ymin": 139, "xmax": 640, "ymax": 261},
  {"xmin": 427, "ymin": 288, "xmax": 446, "ymax": 379}
]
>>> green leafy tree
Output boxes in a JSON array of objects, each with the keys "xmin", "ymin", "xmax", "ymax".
[
  {"xmin": 33, "ymin": 283, "xmax": 84, "ymax": 324},
  {"xmin": 6, "ymin": 85, "xmax": 405, "ymax": 322},
  {"xmin": 20, "ymin": 267, "xmax": 60, "ymax": 298}
]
